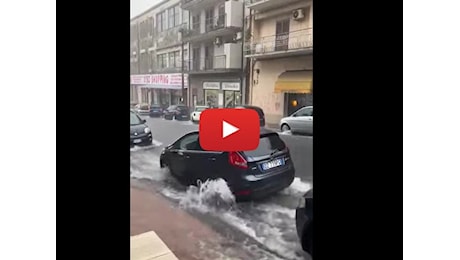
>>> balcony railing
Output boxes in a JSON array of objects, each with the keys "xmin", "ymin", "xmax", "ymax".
[
  {"xmin": 205, "ymin": 14, "xmax": 226, "ymax": 33},
  {"xmin": 182, "ymin": 14, "xmax": 233, "ymax": 39},
  {"xmin": 245, "ymin": 28, "xmax": 312, "ymax": 55},
  {"xmin": 140, "ymin": 37, "xmax": 153, "ymax": 49},
  {"xmin": 185, "ymin": 55, "xmax": 228, "ymax": 72},
  {"xmin": 245, "ymin": 0, "xmax": 265, "ymax": 4}
]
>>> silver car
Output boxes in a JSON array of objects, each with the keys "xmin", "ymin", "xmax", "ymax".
[{"xmin": 279, "ymin": 106, "xmax": 313, "ymax": 135}]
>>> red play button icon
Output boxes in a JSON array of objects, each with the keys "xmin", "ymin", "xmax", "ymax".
[{"xmin": 199, "ymin": 109, "xmax": 260, "ymax": 151}]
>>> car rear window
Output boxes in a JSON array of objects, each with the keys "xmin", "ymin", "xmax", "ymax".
[
  {"xmin": 177, "ymin": 106, "xmax": 189, "ymax": 111},
  {"xmin": 243, "ymin": 134, "xmax": 286, "ymax": 157}
]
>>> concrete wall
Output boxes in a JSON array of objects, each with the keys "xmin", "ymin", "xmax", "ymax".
[{"xmin": 251, "ymin": 55, "xmax": 312, "ymax": 125}]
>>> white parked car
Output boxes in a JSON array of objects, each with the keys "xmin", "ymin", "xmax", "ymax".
[
  {"xmin": 190, "ymin": 106, "xmax": 209, "ymax": 122},
  {"xmin": 279, "ymin": 106, "xmax": 313, "ymax": 135}
]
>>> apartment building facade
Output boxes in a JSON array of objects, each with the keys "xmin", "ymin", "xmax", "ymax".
[
  {"xmin": 181, "ymin": 0, "xmax": 245, "ymax": 108},
  {"xmin": 245, "ymin": 0, "xmax": 313, "ymax": 126},
  {"xmin": 130, "ymin": 0, "xmax": 190, "ymax": 107}
]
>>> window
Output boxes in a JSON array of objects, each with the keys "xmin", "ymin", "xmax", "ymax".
[
  {"xmin": 175, "ymin": 6, "xmax": 181, "ymax": 26},
  {"xmin": 157, "ymin": 54, "xmax": 168, "ymax": 69},
  {"xmin": 157, "ymin": 14, "xmax": 162, "ymax": 32},
  {"xmin": 169, "ymin": 52, "xmax": 175, "ymax": 68},
  {"xmin": 148, "ymin": 17, "xmax": 154, "ymax": 36},
  {"xmin": 275, "ymin": 19, "xmax": 290, "ymax": 51},
  {"xmin": 176, "ymin": 133, "xmax": 201, "ymax": 150},
  {"xmin": 168, "ymin": 8, "xmax": 174, "ymax": 29},
  {"xmin": 130, "ymin": 111, "xmax": 143, "ymax": 125},
  {"xmin": 296, "ymin": 107, "xmax": 313, "ymax": 117},
  {"xmin": 243, "ymin": 134, "xmax": 286, "ymax": 158},
  {"xmin": 149, "ymin": 51, "xmax": 155, "ymax": 71},
  {"xmin": 162, "ymin": 11, "xmax": 167, "ymax": 31},
  {"xmin": 174, "ymin": 51, "xmax": 181, "ymax": 68},
  {"xmin": 192, "ymin": 14, "xmax": 200, "ymax": 31},
  {"xmin": 182, "ymin": 10, "xmax": 189, "ymax": 25},
  {"xmin": 205, "ymin": 8, "xmax": 214, "ymax": 31}
]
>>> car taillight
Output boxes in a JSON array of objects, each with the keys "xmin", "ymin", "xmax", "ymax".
[{"xmin": 228, "ymin": 152, "xmax": 248, "ymax": 169}]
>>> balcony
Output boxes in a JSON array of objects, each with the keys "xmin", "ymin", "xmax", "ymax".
[
  {"xmin": 139, "ymin": 36, "xmax": 153, "ymax": 50},
  {"xmin": 185, "ymin": 55, "xmax": 241, "ymax": 74},
  {"xmin": 156, "ymin": 26, "xmax": 184, "ymax": 50},
  {"xmin": 245, "ymin": 28, "xmax": 312, "ymax": 59},
  {"xmin": 181, "ymin": 0, "xmax": 217, "ymax": 11},
  {"xmin": 182, "ymin": 14, "xmax": 242, "ymax": 43},
  {"xmin": 245, "ymin": 0, "xmax": 301, "ymax": 11}
]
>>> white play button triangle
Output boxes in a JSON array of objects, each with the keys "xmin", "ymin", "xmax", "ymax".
[{"xmin": 222, "ymin": 121, "xmax": 239, "ymax": 138}]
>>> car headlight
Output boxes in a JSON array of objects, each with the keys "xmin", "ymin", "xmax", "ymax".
[{"xmin": 144, "ymin": 128, "xmax": 151, "ymax": 133}]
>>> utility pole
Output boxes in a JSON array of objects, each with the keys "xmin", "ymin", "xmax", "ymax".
[
  {"xmin": 240, "ymin": 1, "xmax": 246, "ymax": 105},
  {"xmin": 180, "ymin": 27, "xmax": 186, "ymax": 106}
]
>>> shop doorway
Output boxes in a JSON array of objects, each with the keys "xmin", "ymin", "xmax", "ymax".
[
  {"xmin": 285, "ymin": 93, "xmax": 312, "ymax": 116},
  {"xmin": 224, "ymin": 91, "xmax": 241, "ymax": 107},
  {"xmin": 205, "ymin": 89, "xmax": 219, "ymax": 107}
]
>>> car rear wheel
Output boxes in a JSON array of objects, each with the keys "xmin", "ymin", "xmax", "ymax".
[
  {"xmin": 281, "ymin": 124, "xmax": 291, "ymax": 132},
  {"xmin": 302, "ymin": 224, "xmax": 312, "ymax": 255}
]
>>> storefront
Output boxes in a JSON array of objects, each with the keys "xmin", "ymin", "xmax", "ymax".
[
  {"xmin": 201, "ymin": 81, "xmax": 242, "ymax": 108},
  {"xmin": 130, "ymin": 73, "xmax": 188, "ymax": 107},
  {"xmin": 250, "ymin": 55, "xmax": 313, "ymax": 126}
]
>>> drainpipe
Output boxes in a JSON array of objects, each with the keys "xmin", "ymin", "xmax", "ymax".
[{"xmin": 240, "ymin": 1, "xmax": 245, "ymax": 105}]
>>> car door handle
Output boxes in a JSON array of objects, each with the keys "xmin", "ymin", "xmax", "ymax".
[
  {"xmin": 208, "ymin": 157, "xmax": 216, "ymax": 161},
  {"xmin": 178, "ymin": 151, "xmax": 183, "ymax": 156}
]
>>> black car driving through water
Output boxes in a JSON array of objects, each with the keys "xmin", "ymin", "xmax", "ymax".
[
  {"xmin": 163, "ymin": 105, "xmax": 190, "ymax": 120},
  {"xmin": 296, "ymin": 189, "xmax": 313, "ymax": 256},
  {"xmin": 130, "ymin": 110, "xmax": 152, "ymax": 147},
  {"xmin": 160, "ymin": 128, "xmax": 294, "ymax": 199}
]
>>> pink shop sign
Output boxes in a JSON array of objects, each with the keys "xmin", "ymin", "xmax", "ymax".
[{"xmin": 131, "ymin": 74, "xmax": 188, "ymax": 86}]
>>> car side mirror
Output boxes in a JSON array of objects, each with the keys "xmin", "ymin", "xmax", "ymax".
[
  {"xmin": 142, "ymin": 119, "xmax": 146, "ymax": 123},
  {"xmin": 292, "ymin": 114, "xmax": 297, "ymax": 117}
]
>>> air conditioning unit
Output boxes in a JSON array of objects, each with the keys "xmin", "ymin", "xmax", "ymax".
[
  {"xmin": 234, "ymin": 32, "xmax": 242, "ymax": 41},
  {"xmin": 214, "ymin": 37, "xmax": 222, "ymax": 45},
  {"xmin": 292, "ymin": 9, "xmax": 305, "ymax": 20}
]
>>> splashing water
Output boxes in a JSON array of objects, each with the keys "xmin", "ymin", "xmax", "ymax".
[
  {"xmin": 130, "ymin": 153, "xmax": 169, "ymax": 182},
  {"xmin": 178, "ymin": 178, "xmax": 236, "ymax": 213},
  {"xmin": 280, "ymin": 177, "xmax": 312, "ymax": 197}
]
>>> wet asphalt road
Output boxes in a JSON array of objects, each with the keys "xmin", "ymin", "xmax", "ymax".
[
  {"xmin": 130, "ymin": 116, "xmax": 313, "ymax": 260},
  {"xmin": 139, "ymin": 116, "xmax": 313, "ymax": 182}
]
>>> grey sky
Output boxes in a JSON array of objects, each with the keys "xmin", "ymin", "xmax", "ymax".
[{"xmin": 131, "ymin": 0, "xmax": 161, "ymax": 19}]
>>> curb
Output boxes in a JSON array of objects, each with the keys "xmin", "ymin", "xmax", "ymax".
[{"xmin": 131, "ymin": 231, "xmax": 179, "ymax": 260}]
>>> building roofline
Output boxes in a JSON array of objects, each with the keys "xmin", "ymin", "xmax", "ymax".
[{"xmin": 131, "ymin": 0, "xmax": 169, "ymax": 22}]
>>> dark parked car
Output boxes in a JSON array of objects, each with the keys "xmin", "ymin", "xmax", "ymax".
[
  {"xmin": 296, "ymin": 189, "xmax": 313, "ymax": 256},
  {"xmin": 130, "ymin": 110, "xmax": 152, "ymax": 147},
  {"xmin": 149, "ymin": 104, "xmax": 164, "ymax": 117},
  {"xmin": 163, "ymin": 105, "xmax": 190, "ymax": 120},
  {"xmin": 235, "ymin": 105, "xmax": 266, "ymax": 127},
  {"xmin": 159, "ymin": 128, "xmax": 294, "ymax": 200}
]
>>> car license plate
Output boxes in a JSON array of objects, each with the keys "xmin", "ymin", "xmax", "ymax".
[
  {"xmin": 133, "ymin": 139, "xmax": 142, "ymax": 144},
  {"xmin": 262, "ymin": 158, "xmax": 284, "ymax": 170}
]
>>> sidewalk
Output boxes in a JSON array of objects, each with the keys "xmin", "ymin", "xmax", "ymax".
[{"xmin": 130, "ymin": 187, "xmax": 252, "ymax": 260}]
